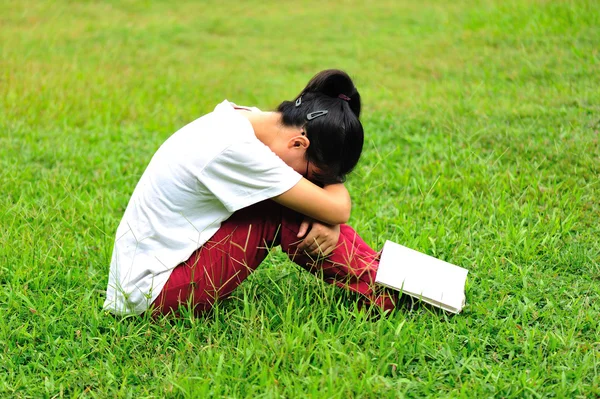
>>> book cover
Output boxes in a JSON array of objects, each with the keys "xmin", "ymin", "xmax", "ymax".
[{"xmin": 375, "ymin": 240, "xmax": 469, "ymax": 313}]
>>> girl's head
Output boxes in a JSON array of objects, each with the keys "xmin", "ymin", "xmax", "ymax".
[{"xmin": 277, "ymin": 69, "xmax": 363, "ymax": 184}]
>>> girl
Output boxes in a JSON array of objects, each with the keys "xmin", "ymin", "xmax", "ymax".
[{"xmin": 103, "ymin": 69, "xmax": 397, "ymax": 316}]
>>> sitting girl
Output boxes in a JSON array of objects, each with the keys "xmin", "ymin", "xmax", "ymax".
[{"xmin": 103, "ymin": 69, "xmax": 396, "ymax": 316}]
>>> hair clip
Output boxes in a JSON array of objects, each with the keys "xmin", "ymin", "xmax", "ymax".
[
  {"xmin": 306, "ymin": 110, "xmax": 328, "ymax": 120},
  {"xmin": 338, "ymin": 94, "xmax": 351, "ymax": 101},
  {"xmin": 295, "ymin": 96, "xmax": 302, "ymax": 107}
]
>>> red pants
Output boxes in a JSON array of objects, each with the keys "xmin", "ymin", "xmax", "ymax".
[{"xmin": 152, "ymin": 201, "xmax": 396, "ymax": 315}]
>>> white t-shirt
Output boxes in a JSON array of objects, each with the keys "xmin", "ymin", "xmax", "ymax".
[{"xmin": 103, "ymin": 100, "xmax": 302, "ymax": 315}]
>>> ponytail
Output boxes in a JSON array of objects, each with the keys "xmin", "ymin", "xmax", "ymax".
[{"xmin": 301, "ymin": 69, "xmax": 362, "ymax": 118}]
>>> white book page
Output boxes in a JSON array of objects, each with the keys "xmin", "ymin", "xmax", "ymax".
[{"xmin": 375, "ymin": 240, "xmax": 469, "ymax": 313}]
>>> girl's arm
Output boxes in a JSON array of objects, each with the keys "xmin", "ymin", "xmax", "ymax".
[{"xmin": 272, "ymin": 179, "xmax": 351, "ymax": 225}]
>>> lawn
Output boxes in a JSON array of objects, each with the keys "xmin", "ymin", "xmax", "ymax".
[{"xmin": 1, "ymin": 0, "xmax": 599, "ymax": 397}]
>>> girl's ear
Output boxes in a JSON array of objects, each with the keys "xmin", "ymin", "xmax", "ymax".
[{"xmin": 289, "ymin": 135, "xmax": 310, "ymax": 149}]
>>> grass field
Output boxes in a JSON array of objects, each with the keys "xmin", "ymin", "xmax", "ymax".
[{"xmin": 1, "ymin": 0, "xmax": 599, "ymax": 397}]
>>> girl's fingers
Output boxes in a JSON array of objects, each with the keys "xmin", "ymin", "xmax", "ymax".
[
  {"xmin": 326, "ymin": 243, "xmax": 336, "ymax": 256},
  {"xmin": 304, "ymin": 238, "xmax": 320, "ymax": 254},
  {"xmin": 297, "ymin": 219, "xmax": 312, "ymax": 238},
  {"xmin": 307, "ymin": 240, "xmax": 320, "ymax": 254},
  {"xmin": 300, "ymin": 233, "xmax": 317, "ymax": 251},
  {"xmin": 316, "ymin": 244, "xmax": 329, "ymax": 257},
  {"xmin": 309, "ymin": 239, "xmax": 333, "ymax": 256},
  {"xmin": 301, "ymin": 229, "xmax": 336, "ymax": 255}
]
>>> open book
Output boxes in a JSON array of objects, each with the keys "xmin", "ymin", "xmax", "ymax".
[{"xmin": 375, "ymin": 240, "xmax": 469, "ymax": 314}]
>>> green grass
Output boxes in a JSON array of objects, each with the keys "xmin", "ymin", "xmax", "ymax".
[{"xmin": 1, "ymin": 0, "xmax": 599, "ymax": 397}]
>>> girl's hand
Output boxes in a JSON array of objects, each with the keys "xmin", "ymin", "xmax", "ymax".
[{"xmin": 297, "ymin": 217, "xmax": 341, "ymax": 257}]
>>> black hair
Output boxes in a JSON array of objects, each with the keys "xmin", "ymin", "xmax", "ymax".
[{"xmin": 276, "ymin": 69, "xmax": 363, "ymax": 184}]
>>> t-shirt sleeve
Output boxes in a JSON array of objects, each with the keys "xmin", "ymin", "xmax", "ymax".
[{"xmin": 199, "ymin": 140, "xmax": 303, "ymax": 212}]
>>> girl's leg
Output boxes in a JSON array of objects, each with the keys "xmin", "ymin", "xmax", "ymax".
[
  {"xmin": 278, "ymin": 208, "xmax": 397, "ymax": 311},
  {"xmin": 151, "ymin": 201, "xmax": 396, "ymax": 316},
  {"xmin": 151, "ymin": 200, "xmax": 283, "ymax": 315}
]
